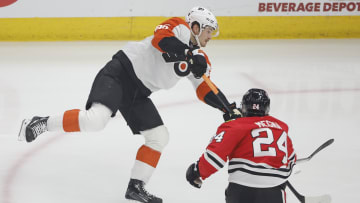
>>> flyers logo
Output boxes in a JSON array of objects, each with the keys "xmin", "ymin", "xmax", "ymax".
[{"xmin": 0, "ymin": 0, "xmax": 17, "ymax": 7}]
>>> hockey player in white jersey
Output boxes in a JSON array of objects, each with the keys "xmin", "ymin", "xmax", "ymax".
[{"xmin": 19, "ymin": 7, "xmax": 240, "ymax": 203}]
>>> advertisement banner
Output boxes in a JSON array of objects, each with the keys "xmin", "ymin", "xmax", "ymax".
[
  {"xmin": 257, "ymin": 0, "xmax": 360, "ymax": 16},
  {"xmin": 0, "ymin": 0, "xmax": 359, "ymax": 18}
]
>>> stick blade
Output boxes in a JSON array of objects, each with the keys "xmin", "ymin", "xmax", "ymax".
[
  {"xmin": 310, "ymin": 139, "xmax": 334, "ymax": 158},
  {"xmin": 297, "ymin": 139, "xmax": 335, "ymax": 164},
  {"xmin": 305, "ymin": 194, "xmax": 331, "ymax": 203}
]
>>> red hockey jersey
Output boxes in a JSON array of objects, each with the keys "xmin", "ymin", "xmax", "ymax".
[{"xmin": 198, "ymin": 116, "xmax": 296, "ymax": 188}]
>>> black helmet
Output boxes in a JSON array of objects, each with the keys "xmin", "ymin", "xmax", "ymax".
[{"xmin": 241, "ymin": 88, "xmax": 270, "ymax": 117}]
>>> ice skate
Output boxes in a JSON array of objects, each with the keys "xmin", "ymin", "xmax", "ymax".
[
  {"xmin": 125, "ymin": 179, "xmax": 162, "ymax": 203},
  {"xmin": 18, "ymin": 116, "xmax": 49, "ymax": 142}
]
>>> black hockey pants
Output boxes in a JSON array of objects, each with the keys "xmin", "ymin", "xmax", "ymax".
[{"xmin": 225, "ymin": 183, "xmax": 286, "ymax": 203}]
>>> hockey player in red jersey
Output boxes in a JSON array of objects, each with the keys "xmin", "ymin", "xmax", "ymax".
[
  {"xmin": 18, "ymin": 7, "xmax": 241, "ymax": 203},
  {"xmin": 186, "ymin": 88, "xmax": 297, "ymax": 203}
]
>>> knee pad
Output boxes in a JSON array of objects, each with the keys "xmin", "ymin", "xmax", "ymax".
[
  {"xmin": 141, "ymin": 125, "xmax": 169, "ymax": 152},
  {"xmin": 79, "ymin": 103, "xmax": 112, "ymax": 132}
]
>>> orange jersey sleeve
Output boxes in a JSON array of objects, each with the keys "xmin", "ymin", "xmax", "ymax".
[
  {"xmin": 151, "ymin": 17, "xmax": 190, "ymax": 53},
  {"xmin": 196, "ymin": 79, "xmax": 215, "ymax": 102}
]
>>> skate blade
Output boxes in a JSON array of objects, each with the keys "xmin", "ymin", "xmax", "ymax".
[
  {"xmin": 124, "ymin": 200, "xmax": 141, "ymax": 203},
  {"xmin": 124, "ymin": 198, "xmax": 146, "ymax": 203},
  {"xmin": 18, "ymin": 119, "xmax": 29, "ymax": 141}
]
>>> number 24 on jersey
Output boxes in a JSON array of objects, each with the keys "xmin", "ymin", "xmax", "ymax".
[
  {"xmin": 213, "ymin": 128, "xmax": 289, "ymax": 164},
  {"xmin": 252, "ymin": 128, "xmax": 288, "ymax": 164}
]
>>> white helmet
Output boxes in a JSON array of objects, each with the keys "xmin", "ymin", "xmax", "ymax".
[{"xmin": 185, "ymin": 7, "xmax": 219, "ymax": 45}]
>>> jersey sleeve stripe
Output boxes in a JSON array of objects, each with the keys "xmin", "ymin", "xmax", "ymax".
[
  {"xmin": 196, "ymin": 80, "xmax": 212, "ymax": 102},
  {"xmin": 204, "ymin": 152, "xmax": 223, "ymax": 170},
  {"xmin": 206, "ymin": 149, "xmax": 226, "ymax": 166}
]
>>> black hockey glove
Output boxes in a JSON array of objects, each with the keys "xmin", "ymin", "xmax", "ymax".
[
  {"xmin": 222, "ymin": 102, "xmax": 243, "ymax": 122},
  {"xmin": 186, "ymin": 162, "xmax": 202, "ymax": 188},
  {"xmin": 186, "ymin": 50, "xmax": 207, "ymax": 79}
]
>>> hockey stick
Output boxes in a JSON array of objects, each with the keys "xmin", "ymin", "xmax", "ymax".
[
  {"xmin": 201, "ymin": 75, "xmax": 232, "ymax": 113},
  {"xmin": 286, "ymin": 181, "xmax": 331, "ymax": 203},
  {"xmin": 297, "ymin": 139, "xmax": 334, "ymax": 164},
  {"xmin": 287, "ymin": 139, "xmax": 334, "ymax": 202}
]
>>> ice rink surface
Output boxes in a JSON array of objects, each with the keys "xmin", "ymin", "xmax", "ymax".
[{"xmin": 0, "ymin": 39, "xmax": 359, "ymax": 203}]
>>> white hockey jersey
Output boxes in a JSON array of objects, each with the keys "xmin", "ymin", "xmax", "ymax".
[{"xmin": 121, "ymin": 17, "xmax": 211, "ymax": 98}]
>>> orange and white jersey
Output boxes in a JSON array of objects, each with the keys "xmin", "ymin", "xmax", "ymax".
[{"xmin": 121, "ymin": 17, "xmax": 213, "ymax": 101}]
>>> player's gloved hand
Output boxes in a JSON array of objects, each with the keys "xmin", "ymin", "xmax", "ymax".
[
  {"xmin": 186, "ymin": 162, "xmax": 202, "ymax": 188},
  {"xmin": 222, "ymin": 102, "xmax": 243, "ymax": 122},
  {"xmin": 186, "ymin": 49, "xmax": 207, "ymax": 79}
]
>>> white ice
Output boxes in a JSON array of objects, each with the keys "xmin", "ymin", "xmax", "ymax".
[{"xmin": 0, "ymin": 39, "xmax": 359, "ymax": 203}]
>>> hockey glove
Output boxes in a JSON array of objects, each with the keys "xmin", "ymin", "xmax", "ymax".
[
  {"xmin": 186, "ymin": 50, "xmax": 207, "ymax": 79},
  {"xmin": 186, "ymin": 162, "xmax": 202, "ymax": 188},
  {"xmin": 223, "ymin": 102, "xmax": 243, "ymax": 122}
]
